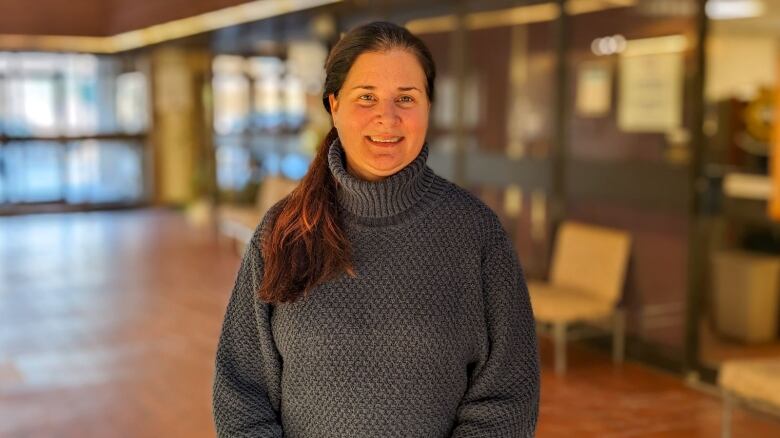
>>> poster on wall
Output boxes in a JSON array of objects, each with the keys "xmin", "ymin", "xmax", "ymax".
[
  {"xmin": 618, "ymin": 50, "xmax": 683, "ymax": 133},
  {"xmin": 576, "ymin": 60, "xmax": 612, "ymax": 117}
]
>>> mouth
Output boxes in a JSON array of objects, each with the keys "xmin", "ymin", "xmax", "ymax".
[{"xmin": 365, "ymin": 135, "xmax": 404, "ymax": 147}]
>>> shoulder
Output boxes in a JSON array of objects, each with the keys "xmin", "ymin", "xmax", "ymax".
[
  {"xmin": 248, "ymin": 196, "xmax": 290, "ymax": 249},
  {"xmin": 431, "ymin": 175, "xmax": 507, "ymax": 243}
]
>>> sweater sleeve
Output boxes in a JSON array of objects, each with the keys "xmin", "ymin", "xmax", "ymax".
[
  {"xmin": 212, "ymin": 239, "xmax": 284, "ymax": 438},
  {"xmin": 451, "ymin": 227, "xmax": 540, "ymax": 438}
]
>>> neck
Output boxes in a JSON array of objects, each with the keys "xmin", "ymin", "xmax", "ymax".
[{"xmin": 327, "ymin": 137, "xmax": 440, "ymax": 225}]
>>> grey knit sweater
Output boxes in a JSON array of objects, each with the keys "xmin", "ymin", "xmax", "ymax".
[{"xmin": 212, "ymin": 139, "xmax": 540, "ymax": 438}]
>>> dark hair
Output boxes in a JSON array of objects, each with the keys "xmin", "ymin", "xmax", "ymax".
[{"xmin": 259, "ymin": 21, "xmax": 436, "ymax": 303}]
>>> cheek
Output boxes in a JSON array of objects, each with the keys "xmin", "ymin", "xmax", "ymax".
[
  {"xmin": 404, "ymin": 110, "xmax": 429, "ymax": 135},
  {"xmin": 338, "ymin": 110, "xmax": 373, "ymax": 138}
]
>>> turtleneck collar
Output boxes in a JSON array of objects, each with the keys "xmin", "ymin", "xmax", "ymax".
[{"xmin": 327, "ymin": 136, "xmax": 438, "ymax": 223}]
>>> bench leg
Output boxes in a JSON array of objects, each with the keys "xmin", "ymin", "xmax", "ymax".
[
  {"xmin": 613, "ymin": 308, "xmax": 626, "ymax": 365},
  {"xmin": 553, "ymin": 322, "xmax": 567, "ymax": 375},
  {"xmin": 722, "ymin": 391, "xmax": 733, "ymax": 438}
]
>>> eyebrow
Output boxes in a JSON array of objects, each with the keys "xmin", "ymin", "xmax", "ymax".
[{"xmin": 350, "ymin": 85, "xmax": 422, "ymax": 92}]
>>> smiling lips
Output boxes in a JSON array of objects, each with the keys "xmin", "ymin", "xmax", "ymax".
[{"xmin": 366, "ymin": 135, "xmax": 404, "ymax": 146}]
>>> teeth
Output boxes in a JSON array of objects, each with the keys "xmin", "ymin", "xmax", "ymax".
[{"xmin": 369, "ymin": 136, "xmax": 401, "ymax": 143}]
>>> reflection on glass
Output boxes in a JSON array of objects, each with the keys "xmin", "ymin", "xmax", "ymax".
[
  {"xmin": 433, "ymin": 74, "xmax": 480, "ymax": 130},
  {"xmin": 249, "ymin": 57, "xmax": 285, "ymax": 130},
  {"xmin": 213, "ymin": 55, "xmax": 250, "ymax": 135},
  {"xmin": 262, "ymin": 152, "xmax": 282, "ymax": 176},
  {"xmin": 2, "ymin": 142, "xmax": 64, "ymax": 202},
  {"xmin": 66, "ymin": 141, "xmax": 144, "ymax": 203},
  {"xmin": 255, "ymin": 75, "xmax": 283, "ymax": 130},
  {"xmin": 280, "ymin": 152, "xmax": 310, "ymax": 180},
  {"xmin": 0, "ymin": 52, "xmax": 147, "ymax": 206},
  {"xmin": 116, "ymin": 72, "xmax": 149, "ymax": 134},
  {"xmin": 287, "ymin": 41, "xmax": 328, "ymax": 94},
  {"xmin": 213, "ymin": 74, "xmax": 250, "ymax": 135},
  {"xmin": 212, "ymin": 47, "xmax": 326, "ymax": 194},
  {"xmin": 0, "ymin": 141, "xmax": 144, "ymax": 205},
  {"xmin": 216, "ymin": 143, "xmax": 252, "ymax": 191},
  {"xmin": 283, "ymin": 75, "xmax": 306, "ymax": 129},
  {"xmin": 63, "ymin": 54, "xmax": 101, "ymax": 135},
  {"xmin": 5, "ymin": 77, "xmax": 58, "ymax": 136},
  {"xmin": 0, "ymin": 52, "xmax": 136, "ymax": 137}
]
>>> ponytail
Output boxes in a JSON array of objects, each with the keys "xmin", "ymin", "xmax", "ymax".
[{"xmin": 259, "ymin": 127, "xmax": 355, "ymax": 303}]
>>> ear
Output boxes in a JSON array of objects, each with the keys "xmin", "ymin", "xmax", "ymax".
[{"xmin": 328, "ymin": 93, "xmax": 339, "ymax": 114}]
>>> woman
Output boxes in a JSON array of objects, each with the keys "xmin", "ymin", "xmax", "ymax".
[{"xmin": 212, "ymin": 21, "xmax": 539, "ymax": 438}]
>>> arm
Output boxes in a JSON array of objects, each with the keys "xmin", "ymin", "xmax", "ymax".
[
  {"xmin": 451, "ymin": 228, "xmax": 540, "ymax": 438},
  {"xmin": 212, "ymin": 239, "xmax": 284, "ymax": 438}
]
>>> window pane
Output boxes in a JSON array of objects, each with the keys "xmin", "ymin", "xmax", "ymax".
[
  {"xmin": 66, "ymin": 140, "xmax": 144, "ymax": 203},
  {"xmin": 0, "ymin": 150, "xmax": 6, "ymax": 203},
  {"xmin": 63, "ymin": 54, "xmax": 101, "ymax": 135},
  {"xmin": 213, "ymin": 55, "xmax": 250, "ymax": 135},
  {"xmin": 6, "ymin": 78, "xmax": 59, "ymax": 136},
  {"xmin": 216, "ymin": 141, "xmax": 251, "ymax": 191},
  {"xmin": 3, "ymin": 142, "xmax": 64, "ymax": 202},
  {"xmin": 116, "ymin": 72, "xmax": 149, "ymax": 134}
]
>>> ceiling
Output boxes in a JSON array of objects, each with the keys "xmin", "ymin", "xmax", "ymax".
[{"xmin": 0, "ymin": 0, "xmax": 252, "ymax": 36}]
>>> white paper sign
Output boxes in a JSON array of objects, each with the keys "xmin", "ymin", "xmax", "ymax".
[
  {"xmin": 576, "ymin": 61, "xmax": 612, "ymax": 117},
  {"xmin": 618, "ymin": 51, "xmax": 683, "ymax": 132}
]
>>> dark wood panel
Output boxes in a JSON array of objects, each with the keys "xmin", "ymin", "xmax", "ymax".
[
  {"xmin": 566, "ymin": 159, "xmax": 691, "ymax": 212},
  {"xmin": 108, "ymin": 0, "xmax": 250, "ymax": 34},
  {"xmin": 465, "ymin": 151, "xmax": 552, "ymax": 190},
  {"xmin": 566, "ymin": 199, "xmax": 690, "ymax": 352},
  {"xmin": 0, "ymin": 0, "xmax": 109, "ymax": 36},
  {"xmin": 0, "ymin": 0, "xmax": 251, "ymax": 36}
]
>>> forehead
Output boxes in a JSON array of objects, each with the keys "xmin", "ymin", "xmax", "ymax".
[{"xmin": 343, "ymin": 50, "xmax": 426, "ymax": 88}]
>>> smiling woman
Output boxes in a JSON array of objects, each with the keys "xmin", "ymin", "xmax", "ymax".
[
  {"xmin": 212, "ymin": 21, "xmax": 540, "ymax": 438},
  {"xmin": 328, "ymin": 50, "xmax": 431, "ymax": 181}
]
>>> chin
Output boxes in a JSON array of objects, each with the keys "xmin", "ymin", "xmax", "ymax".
[{"xmin": 369, "ymin": 161, "xmax": 407, "ymax": 175}]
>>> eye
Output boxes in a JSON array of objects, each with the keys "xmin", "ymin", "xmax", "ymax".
[
  {"xmin": 397, "ymin": 95, "xmax": 415, "ymax": 103},
  {"xmin": 358, "ymin": 94, "xmax": 376, "ymax": 102}
]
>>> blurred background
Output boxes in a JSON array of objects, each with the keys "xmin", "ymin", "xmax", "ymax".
[{"xmin": 1, "ymin": 0, "xmax": 780, "ymax": 436}]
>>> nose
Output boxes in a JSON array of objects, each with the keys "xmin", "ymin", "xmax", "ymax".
[{"xmin": 375, "ymin": 100, "xmax": 400, "ymax": 126}]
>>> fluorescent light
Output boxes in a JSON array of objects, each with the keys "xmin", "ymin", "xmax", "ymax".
[
  {"xmin": 407, "ymin": 3, "xmax": 560, "ymax": 34},
  {"xmin": 706, "ymin": 0, "xmax": 765, "ymax": 20},
  {"xmin": 406, "ymin": 15, "xmax": 458, "ymax": 34},
  {"xmin": 566, "ymin": 0, "xmax": 637, "ymax": 16},
  {"xmin": 591, "ymin": 34, "xmax": 627, "ymax": 56},
  {"xmin": 407, "ymin": 0, "xmax": 637, "ymax": 35},
  {"xmin": 621, "ymin": 34, "xmax": 688, "ymax": 57},
  {"xmin": 466, "ymin": 3, "xmax": 560, "ymax": 29}
]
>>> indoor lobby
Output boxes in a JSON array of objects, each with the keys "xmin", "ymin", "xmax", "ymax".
[{"xmin": 2, "ymin": 0, "xmax": 780, "ymax": 437}]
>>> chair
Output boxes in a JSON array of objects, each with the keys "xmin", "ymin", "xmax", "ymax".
[
  {"xmin": 528, "ymin": 221, "xmax": 632, "ymax": 374},
  {"xmin": 719, "ymin": 358, "xmax": 780, "ymax": 438}
]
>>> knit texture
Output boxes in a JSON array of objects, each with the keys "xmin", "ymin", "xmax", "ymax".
[{"xmin": 212, "ymin": 138, "xmax": 540, "ymax": 438}]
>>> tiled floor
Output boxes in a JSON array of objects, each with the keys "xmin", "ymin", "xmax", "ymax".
[{"xmin": 1, "ymin": 209, "xmax": 779, "ymax": 437}]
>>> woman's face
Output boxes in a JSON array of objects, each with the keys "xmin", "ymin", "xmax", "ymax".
[{"xmin": 328, "ymin": 49, "xmax": 430, "ymax": 182}]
